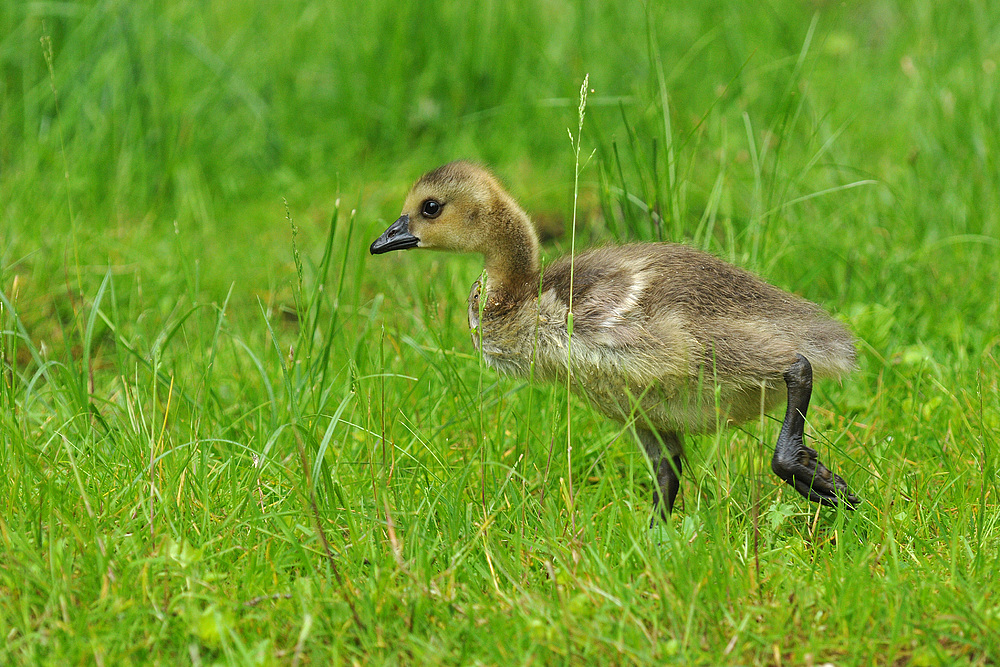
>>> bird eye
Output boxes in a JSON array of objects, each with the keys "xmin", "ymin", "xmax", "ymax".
[{"xmin": 421, "ymin": 199, "xmax": 442, "ymax": 219}]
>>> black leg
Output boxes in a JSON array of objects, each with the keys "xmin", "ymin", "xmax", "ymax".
[
  {"xmin": 771, "ymin": 354, "xmax": 859, "ymax": 509},
  {"xmin": 637, "ymin": 429, "xmax": 684, "ymax": 524}
]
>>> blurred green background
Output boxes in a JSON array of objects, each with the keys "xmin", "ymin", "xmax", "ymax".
[{"xmin": 4, "ymin": 1, "xmax": 997, "ymax": 338}]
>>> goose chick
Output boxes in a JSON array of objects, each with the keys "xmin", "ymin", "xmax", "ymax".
[{"xmin": 371, "ymin": 161, "xmax": 860, "ymax": 519}]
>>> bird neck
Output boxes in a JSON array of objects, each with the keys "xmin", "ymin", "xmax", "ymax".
[{"xmin": 481, "ymin": 212, "xmax": 540, "ymax": 312}]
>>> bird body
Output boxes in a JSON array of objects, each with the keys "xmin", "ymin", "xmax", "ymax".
[
  {"xmin": 371, "ymin": 161, "xmax": 860, "ymax": 517},
  {"xmin": 468, "ymin": 241, "xmax": 855, "ymax": 434}
]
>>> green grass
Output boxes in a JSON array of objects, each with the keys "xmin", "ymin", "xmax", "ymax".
[{"xmin": 2, "ymin": 0, "xmax": 999, "ymax": 663}]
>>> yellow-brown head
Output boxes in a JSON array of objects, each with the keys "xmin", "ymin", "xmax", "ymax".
[{"xmin": 370, "ymin": 162, "xmax": 540, "ymax": 285}]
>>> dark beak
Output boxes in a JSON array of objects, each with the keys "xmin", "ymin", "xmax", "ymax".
[{"xmin": 370, "ymin": 214, "xmax": 419, "ymax": 254}]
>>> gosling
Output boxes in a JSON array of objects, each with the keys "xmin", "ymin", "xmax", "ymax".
[{"xmin": 370, "ymin": 161, "xmax": 860, "ymax": 520}]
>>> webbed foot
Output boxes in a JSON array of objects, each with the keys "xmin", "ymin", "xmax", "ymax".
[{"xmin": 772, "ymin": 441, "xmax": 860, "ymax": 509}]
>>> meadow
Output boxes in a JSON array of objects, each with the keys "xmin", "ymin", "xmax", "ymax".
[{"xmin": 1, "ymin": 0, "xmax": 998, "ymax": 663}]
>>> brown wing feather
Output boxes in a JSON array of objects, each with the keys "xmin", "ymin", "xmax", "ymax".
[{"xmin": 539, "ymin": 243, "xmax": 855, "ymax": 382}]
